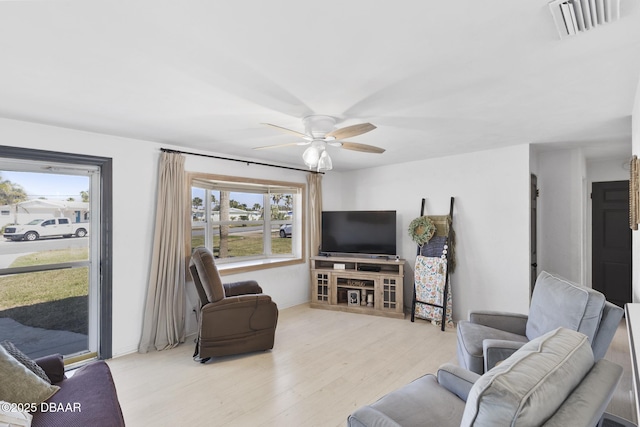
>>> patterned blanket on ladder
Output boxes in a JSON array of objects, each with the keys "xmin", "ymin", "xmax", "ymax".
[{"xmin": 414, "ymin": 255, "xmax": 453, "ymax": 327}]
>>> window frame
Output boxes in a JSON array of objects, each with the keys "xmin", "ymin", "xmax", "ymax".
[{"xmin": 189, "ymin": 172, "xmax": 306, "ymax": 275}]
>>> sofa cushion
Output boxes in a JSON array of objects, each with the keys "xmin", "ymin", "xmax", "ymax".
[
  {"xmin": 526, "ymin": 271, "xmax": 604, "ymax": 343},
  {"xmin": 32, "ymin": 360, "xmax": 125, "ymax": 427},
  {"xmin": 34, "ymin": 354, "xmax": 65, "ymax": 384},
  {"xmin": 0, "ymin": 345, "xmax": 59, "ymax": 405},
  {"xmin": 349, "ymin": 374, "xmax": 466, "ymax": 427},
  {"xmin": 461, "ymin": 327, "xmax": 594, "ymax": 427}
]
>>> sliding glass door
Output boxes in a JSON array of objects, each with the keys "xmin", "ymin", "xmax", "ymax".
[{"xmin": 0, "ymin": 147, "xmax": 112, "ymax": 361}]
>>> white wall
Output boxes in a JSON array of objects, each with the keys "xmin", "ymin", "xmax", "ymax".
[
  {"xmin": 0, "ymin": 118, "xmax": 310, "ymax": 357},
  {"xmin": 535, "ymin": 149, "xmax": 587, "ymax": 284},
  {"xmin": 323, "ymin": 144, "xmax": 532, "ymax": 320},
  {"xmin": 588, "ymin": 158, "xmax": 631, "ymax": 183}
]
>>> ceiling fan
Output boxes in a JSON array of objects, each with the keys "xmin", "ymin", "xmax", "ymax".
[{"xmin": 254, "ymin": 115, "xmax": 385, "ymax": 171}]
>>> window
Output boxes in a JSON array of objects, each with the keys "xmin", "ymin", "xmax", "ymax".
[{"xmin": 190, "ymin": 173, "xmax": 305, "ymax": 273}]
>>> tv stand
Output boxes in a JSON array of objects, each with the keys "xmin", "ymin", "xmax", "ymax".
[{"xmin": 310, "ymin": 255, "xmax": 405, "ymax": 319}]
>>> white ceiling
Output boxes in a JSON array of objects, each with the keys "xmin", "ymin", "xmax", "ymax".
[{"xmin": 1, "ymin": 0, "xmax": 640, "ymax": 171}]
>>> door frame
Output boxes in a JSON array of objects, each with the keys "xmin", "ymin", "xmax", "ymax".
[
  {"xmin": 0, "ymin": 145, "xmax": 113, "ymax": 359},
  {"xmin": 531, "ymin": 174, "xmax": 538, "ymax": 297}
]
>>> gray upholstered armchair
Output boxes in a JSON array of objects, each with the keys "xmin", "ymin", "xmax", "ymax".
[
  {"xmin": 189, "ymin": 247, "xmax": 278, "ymax": 362},
  {"xmin": 348, "ymin": 328, "xmax": 623, "ymax": 427},
  {"xmin": 456, "ymin": 270, "xmax": 623, "ymax": 374}
]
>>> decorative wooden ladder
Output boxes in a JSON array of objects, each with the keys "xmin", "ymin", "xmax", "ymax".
[{"xmin": 410, "ymin": 197, "xmax": 455, "ymax": 331}]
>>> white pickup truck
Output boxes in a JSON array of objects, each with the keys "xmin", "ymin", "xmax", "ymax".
[{"xmin": 3, "ymin": 218, "xmax": 89, "ymax": 241}]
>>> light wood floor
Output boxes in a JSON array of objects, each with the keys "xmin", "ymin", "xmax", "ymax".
[{"xmin": 107, "ymin": 305, "xmax": 636, "ymax": 426}]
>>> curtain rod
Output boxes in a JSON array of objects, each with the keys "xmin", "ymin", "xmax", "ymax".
[{"xmin": 161, "ymin": 148, "xmax": 323, "ymax": 174}]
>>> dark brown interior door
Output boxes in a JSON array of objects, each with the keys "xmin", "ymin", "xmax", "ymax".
[{"xmin": 592, "ymin": 180, "xmax": 632, "ymax": 307}]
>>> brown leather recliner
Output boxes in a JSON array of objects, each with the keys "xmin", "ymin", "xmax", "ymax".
[{"xmin": 189, "ymin": 247, "xmax": 278, "ymax": 362}]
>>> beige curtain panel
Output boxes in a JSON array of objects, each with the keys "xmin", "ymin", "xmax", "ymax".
[
  {"xmin": 307, "ymin": 173, "xmax": 322, "ymax": 256},
  {"xmin": 139, "ymin": 152, "xmax": 189, "ymax": 353}
]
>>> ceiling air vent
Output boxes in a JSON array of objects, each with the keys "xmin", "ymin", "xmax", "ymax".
[{"xmin": 549, "ymin": 0, "xmax": 620, "ymax": 39}]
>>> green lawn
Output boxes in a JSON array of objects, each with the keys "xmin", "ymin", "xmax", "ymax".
[
  {"xmin": 9, "ymin": 247, "xmax": 88, "ymax": 268},
  {"xmin": 192, "ymin": 231, "xmax": 292, "ymax": 256},
  {"xmin": 0, "ymin": 248, "xmax": 89, "ymax": 333},
  {"xmin": 0, "ymin": 267, "xmax": 88, "ymax": 310}
]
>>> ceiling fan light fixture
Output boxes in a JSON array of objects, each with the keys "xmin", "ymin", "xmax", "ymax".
[
  {"xmin": 302, "ymin": 145, "xmax": 321, "ymax": 169},
  {"xmin": 317, "ymin": 150, "xmax": 333, "ymax": 172},
  {"xmin": 258, "ymin": 117, "xmax": 382, "ymax": 171}
]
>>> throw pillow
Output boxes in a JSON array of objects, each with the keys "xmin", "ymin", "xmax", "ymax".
[
  {"xmin": 461, "ymin": 327, "xmax": 594, "ymax": 427},
  {"xmin": 0, "ymin": 341, "xmax": 51, "ymax": 384},
  {"xmin": 0, "ymin": 346, "xmax": 59, "ymax": 405},
  {"xmin": 0, "ymin": 400, "xmax": 33, "ymax": 426}
]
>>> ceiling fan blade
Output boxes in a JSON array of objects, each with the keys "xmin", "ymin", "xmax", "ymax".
[
  {"xmin": 326, "ymin": 123, "xmax": 376, "ymax": 140},
  {"xmin": 261, "ymin": 123, "xmax": 307, "ymax": 138},
  {"xmin": 340, "ymin": 141, "xmax": 385, "ymax": 154},
  {"xmin": 253, "ymin": 142, "xmax": 307, "ymax": 150}
]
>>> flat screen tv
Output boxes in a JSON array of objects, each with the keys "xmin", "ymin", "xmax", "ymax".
[{"xmin": 321, "ymin": 210, "xmax": 397, "ymax": 257}]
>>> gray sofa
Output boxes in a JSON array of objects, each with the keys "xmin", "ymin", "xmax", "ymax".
[
  {"xmin": 348, "ymin": 328, "xmax": 622, "ymax": 427},
  {"xmin": 456, "ymin": 270, "xmax": 623, "ymax": 374}
]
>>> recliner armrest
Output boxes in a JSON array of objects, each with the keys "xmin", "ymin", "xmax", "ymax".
[
  {"xmin": 436, "ymin": 363, "xmax": 480, "ymax": 401},
  {"xmin": 348, "ymin": 406, "xmax": 402, "ymax": 427},
  {"xmin": 469, "ymin": 310, "xmax": 528, "ymax": 335},
  {"xmin": 482, "ymin": 339, "xmax": 526, "ymax": 372},
  {"xmin": 202, "ymin": 294, "xmax": 273, "ymax": 311},
  {"xmin": 224, "ymin": 280, "xmax": 263, "ymax": 296},
  {"xmin": 591, "ymin": 301, "xmax": 623, "ymax": 360}
]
